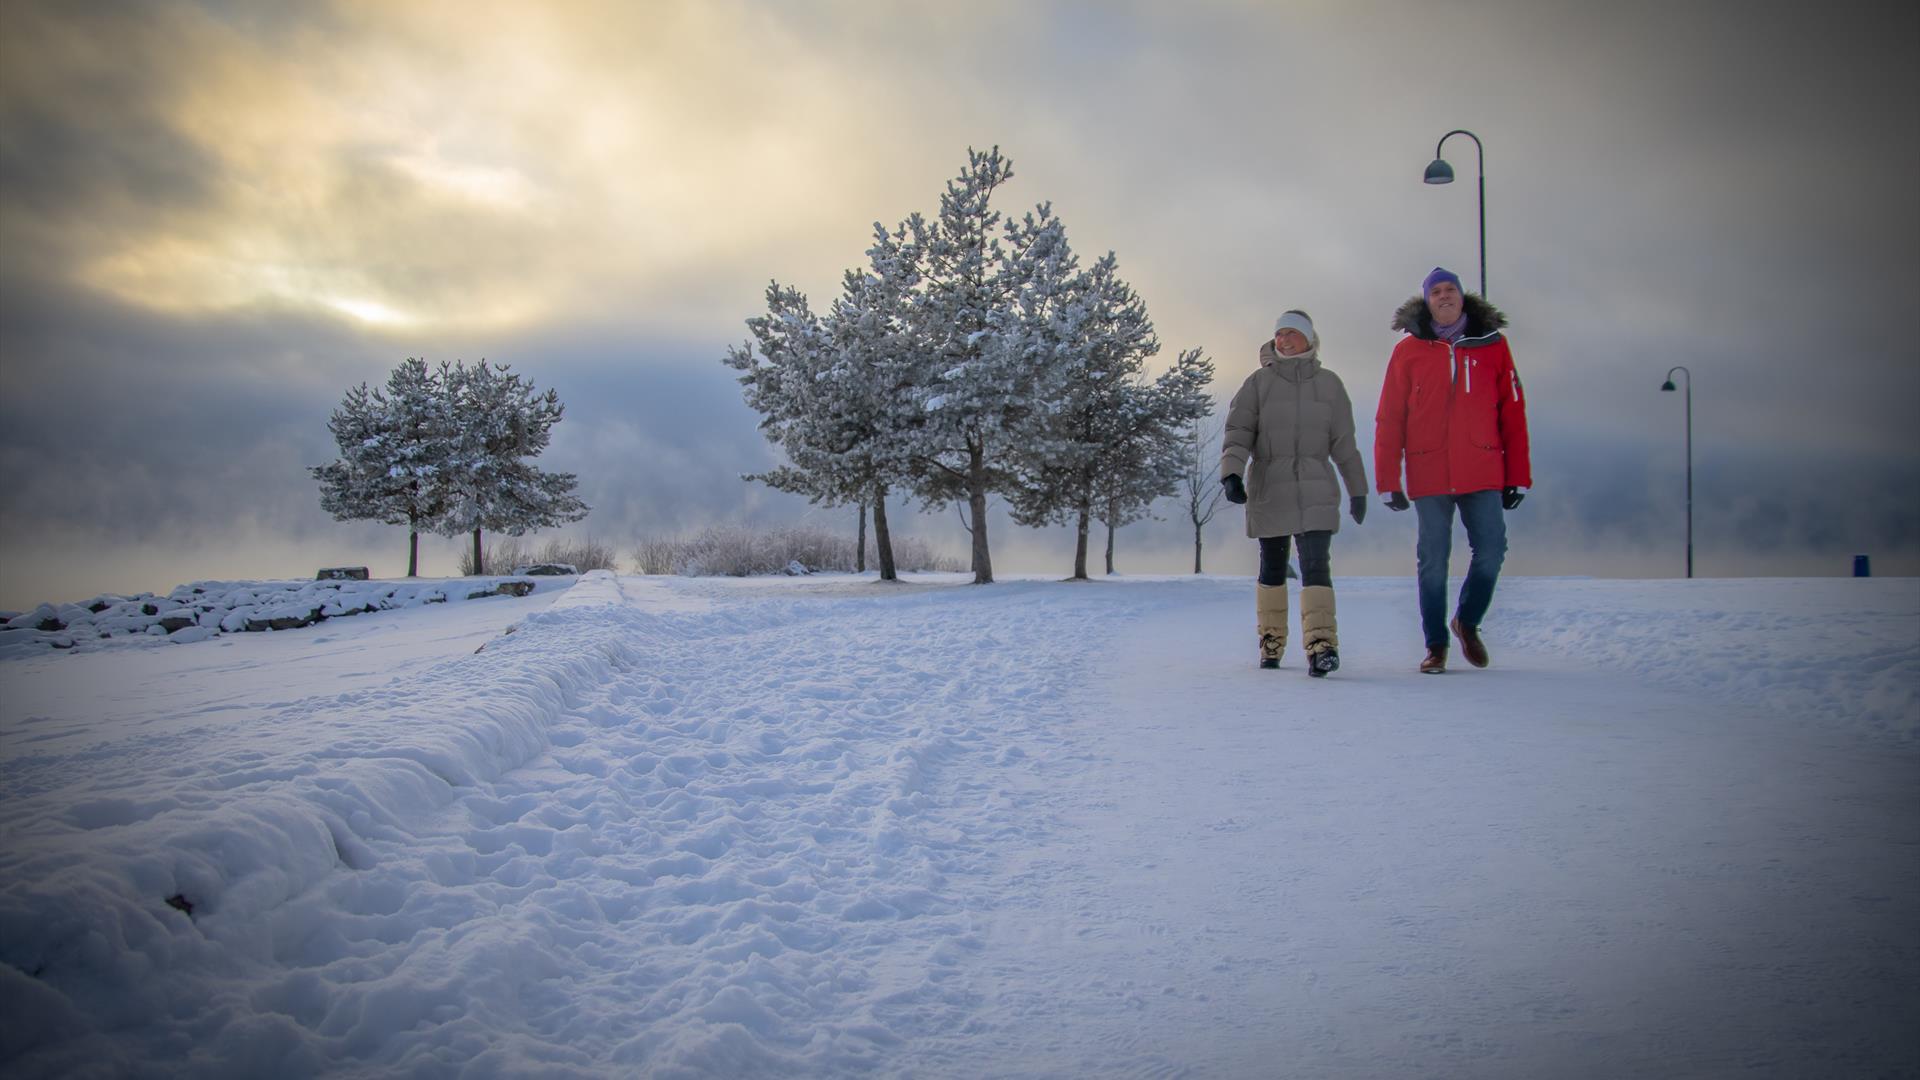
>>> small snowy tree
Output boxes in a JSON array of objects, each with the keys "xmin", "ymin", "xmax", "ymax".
[
  {"xmin": 1093, "ymin": 348, "xmax": 1216, "ymax": 575},
  {"xmin": 309, "ymin": 358, "xmax": 454, "ymax": 576},
  {"xmin": 437, "ymin": 361, "xmax": 588, "ymax": 574},
  {"xmin": 1180, "ymin": 417, "xmax": 1225, "ymax": 573}
]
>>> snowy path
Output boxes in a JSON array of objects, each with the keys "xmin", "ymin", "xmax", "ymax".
[
  {"xmin": 1, "ymin": 572, "xmax": 1915, "ymax": 1077},
  {"xmin": 972, "ymin": 580, "xmax": 1919, "ymax": 1078}
]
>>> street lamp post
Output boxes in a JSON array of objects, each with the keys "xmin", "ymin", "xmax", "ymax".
[
  {"xmin": 1660, "ymin": 366, "xmax": 1693, "ymax": 578},
  {"xmin": 1423, "ymin": 129, "xmax": 1486, "ymax": 298}
]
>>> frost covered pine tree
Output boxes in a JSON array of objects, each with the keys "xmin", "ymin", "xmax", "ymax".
[
  {"xmin": 1000, "ymin": 240, "xmax": 1214, "ymax": 579},
  {"xmin": 1002, "ymin": 243, "xmax": 1155, "ymax": 580},
  {"xmin": 436, "ymin": 361, "xmax": 588, "ymax": 574},
  {"xmin": 724, "ymin": 221, "xmax": 923, "ymax": 581},
  {"xmin": 309, "ymin": 358, "xmax": 455, "ymax": 577},
  {"xmin": 898, "ymin": 147, "xmax": 1059, "ymax": 585}
]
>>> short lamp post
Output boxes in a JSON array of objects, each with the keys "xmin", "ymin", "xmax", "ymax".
[
  {"xmin": 1423, "ymin": 129, "xmax": 1486, "ymax": 298},
  {"xmin": 1661, "ymin": 366, "xmax": 1693, "ymax": 578}
]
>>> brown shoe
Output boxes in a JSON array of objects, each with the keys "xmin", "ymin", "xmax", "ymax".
[
  {"xmin": 1420, "ymin": 647, "xmax": 1447, "ymax": 674},
  {"xmin": 1450, "ymin": 617, "xmax": 1489, "ymax": 668}
]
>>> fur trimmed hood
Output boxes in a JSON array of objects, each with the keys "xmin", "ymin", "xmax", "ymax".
[{"xmin": 1390, "ymin": 293, "xmax": 1508, "ymax": 342}]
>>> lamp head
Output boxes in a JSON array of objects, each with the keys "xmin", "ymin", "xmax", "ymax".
[
  {"xmin": 1423, "ymin": 158, "xmax": 1455, "ymax": 184},
  {"xmin": 1660, "ymin": 380, "xmax": 1676, "ymax": 392}
]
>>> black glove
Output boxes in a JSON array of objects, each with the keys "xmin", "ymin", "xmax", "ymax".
[
  {"xmin": 1502, "ymin": 486, "xmax": 1526, "ymax": 510},
  {"xmin": 1384, "ymin": 491, "xmax": 1411, "ymax": 512},
  {"xmin": 1222, "ymin": 474, "xmax": 1247, "ymax": 505},
  {"xmin": 1349, "ymin": 495, "xmax": 1366, "ymax": 524}
]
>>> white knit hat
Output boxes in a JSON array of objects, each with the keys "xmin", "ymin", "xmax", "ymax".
[{"xmin": 1273, "ymin": 309, "xmax": 1316, "ymax": 343}]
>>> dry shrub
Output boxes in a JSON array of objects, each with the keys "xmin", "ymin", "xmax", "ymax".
[
  {"xmin": 630, "ymin": 525, "xmax": 963, "ymax": 576},
  {"xmin": 458, "ymin": 535, "xmax": 619, "ymax": 575}
]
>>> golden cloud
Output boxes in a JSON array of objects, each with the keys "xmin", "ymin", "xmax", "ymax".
[{"xmin": 11, "ymin": 1, "xmax": 951, "ymax": 334}]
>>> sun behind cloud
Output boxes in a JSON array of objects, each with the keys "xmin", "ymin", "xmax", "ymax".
[{"xmin": 18, "ymin": 1, "xmax": 899, "ymax": 335}]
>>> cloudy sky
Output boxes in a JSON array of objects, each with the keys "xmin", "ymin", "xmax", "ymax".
[{"xmin": 2, "ymin": 0, "xmax": 1916, "ymax": 607}]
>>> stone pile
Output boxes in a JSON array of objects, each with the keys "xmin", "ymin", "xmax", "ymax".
[{"xmin": 0, "ymin": 574, "xmax": 562, "ymax": 655}]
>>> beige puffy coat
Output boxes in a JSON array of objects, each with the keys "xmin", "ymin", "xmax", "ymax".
[{"xmin": 1221, "ymin": 340, "xmax": 1369, "ymax": 538}]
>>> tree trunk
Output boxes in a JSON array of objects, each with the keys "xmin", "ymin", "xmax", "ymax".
[
  {"xmin": 856, "ymin": 503, "xmax": 867, "ymax": 573},
  {"xmin": 1104, "ymin": 500, "xmax": 1117, "ymax": 576},
  {"xmin": 408, "ymin": 528, "xmax": 419, "ymax": 578},
  {"xmin": 1193, "ymin": 523, "xmax": 1204, "ymax": 574},
  {"xmin": 873, "ymin": 485, "xmax": 897, "ymax": 582},
  {"xmin": 1072, "ymin": 499, "xmax": 1091, "ymax": 580},
  {"xmin": 472, "ymin": 528, "xmax": 484, "ymax": 576},
  {"xmin": 968, "ymin": 443, "xmax": 993, "ymax": 584}
]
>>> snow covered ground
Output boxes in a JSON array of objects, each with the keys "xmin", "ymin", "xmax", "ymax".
[{"xmin": 1, "ymin": 571, "xmax": 1915, "ymax": 1078}]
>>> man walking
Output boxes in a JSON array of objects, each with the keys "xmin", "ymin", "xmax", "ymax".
[{"xmin": 1374, "ymin": 268, "xmax": 1531, "ymax": 673}]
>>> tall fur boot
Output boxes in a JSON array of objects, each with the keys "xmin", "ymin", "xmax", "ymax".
[
  {"xmin": 1301, "ymin": 585, "xmax": 1339, "ymax": 677},
  {"xmin": 1257, "ymin": 583, "xmax": 1288, "ymax": 668}
]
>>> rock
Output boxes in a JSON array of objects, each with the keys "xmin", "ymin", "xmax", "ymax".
[
  {"xmin": 783, "ymin": 559, "xmax": 811, "ymax": 576},
  {"xmin": 9, "ymin": 604, "xmax": 61, "ymax": 632},
  {"xmin": 247, "ymin": 607, "xmax": 322, "ymax": 632},
  {"xmin": 494, "ymin": 580, "xmax": 535, "ymax": 597},
  {"xmin": 316, "ymin": 567, "xmax": 370, "ymax": 581},
  {"xmin": 159, "ymin": 615, "xmax": 196, "ymax": 633},
  {"xmin": 516, "ymin": 563, "xmax": 577, "ymax": 576}
]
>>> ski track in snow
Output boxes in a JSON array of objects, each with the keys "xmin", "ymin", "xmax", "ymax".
[{"xmin": 0, "ymin": 571, "xmax": 1915, "ymax": 1078}]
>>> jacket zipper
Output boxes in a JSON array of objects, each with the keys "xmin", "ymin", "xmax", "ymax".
[
  {"xmin": 1293, "ymin": 363, "xmax": 1304, "ymax": 520},
  {"xmin": 1447, "ymin": 342, "xmax": 1459, "ymax": 494}
]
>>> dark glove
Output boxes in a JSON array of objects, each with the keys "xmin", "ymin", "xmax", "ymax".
[
  {"xmin": 1502, "ymin": 486, "xmax": 1526, "ymax": 510},
  {"xmin": 1384, "ymin": 491, "xmax": 1411, "ymax": 512},
  {"xmin": 1222, "ymin": 474, "xmax": 1247, "ymax": 505},
  {"xmin": 1349, "ymin": 495, "xmax": 1366, "ymax": 524}
]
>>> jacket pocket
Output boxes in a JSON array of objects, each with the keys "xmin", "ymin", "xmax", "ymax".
[{"xmin": 1407, "ymin": 382, "xmax": 1445, "ymax": 454}]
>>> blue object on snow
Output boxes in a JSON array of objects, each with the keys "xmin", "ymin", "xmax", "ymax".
[{"xmin": 1853, "ymin": 554, "xmax": 1871, "ymax": 577}]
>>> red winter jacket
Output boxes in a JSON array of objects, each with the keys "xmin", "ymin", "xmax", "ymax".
[{"xmin": 1373, "ymin": 294, "xmax": 1531, "ymax": 499}]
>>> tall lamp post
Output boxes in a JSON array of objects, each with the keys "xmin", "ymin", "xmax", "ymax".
[
  {"xmin": 1660, "ymin": 366, "xmax": 1693, "ymax": 578},
  {"xmin": 1423, "ymin": 129, "xmax": 1486, "ymax": 298}
]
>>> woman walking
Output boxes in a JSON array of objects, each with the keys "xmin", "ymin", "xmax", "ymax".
[{"xmin": 1220, "ymin": 310, "xmax": 1369, "ymax": 675}]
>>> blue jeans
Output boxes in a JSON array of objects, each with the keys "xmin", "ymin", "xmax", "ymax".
[{"xmin": 1413, "ymin": 491, "xmax": 1507, "ymax": 651}]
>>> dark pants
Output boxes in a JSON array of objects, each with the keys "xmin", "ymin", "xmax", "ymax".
[
  {"xmin": 1258, "ymin": 531, "xmax": 1332, "ymax": 588},
  {"xmin": 1413, "ymin": 491, "xmax": 1507, "ymax": 650}
]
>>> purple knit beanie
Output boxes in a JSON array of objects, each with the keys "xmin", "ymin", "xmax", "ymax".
[{"xmin": 1422, "ymin": 266, "xmax": 1462, "ymax": 298}]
